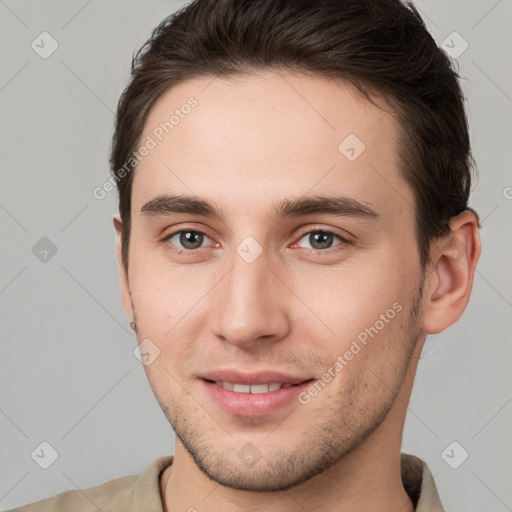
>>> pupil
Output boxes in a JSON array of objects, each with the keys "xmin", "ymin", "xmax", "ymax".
[
  {"xmin": 310, "ymin": 232, "xmax": 332, "ymax": 249},
  {"xmin": 180, "ymin": 231, "xmax": 203, "ymax": 249}
]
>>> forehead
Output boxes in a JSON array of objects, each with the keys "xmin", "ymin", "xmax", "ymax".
[{"xmin": 132, "ymin": 71, "xmax": 413, "ymax": 223}]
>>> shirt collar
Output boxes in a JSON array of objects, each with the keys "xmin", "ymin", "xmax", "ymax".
[{"xmin": 401, "ymin": 452, "xmax": 445, "ymax": 511}]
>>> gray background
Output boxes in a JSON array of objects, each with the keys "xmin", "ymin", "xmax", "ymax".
[{"xmin": 1, "ymin": 0, "xmax": 511, "ymax": 510}]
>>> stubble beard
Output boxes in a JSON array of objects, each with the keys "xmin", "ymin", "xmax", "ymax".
[{"xmin": 134, "ymin": 282, "xmax": 424, "ymax": 492}]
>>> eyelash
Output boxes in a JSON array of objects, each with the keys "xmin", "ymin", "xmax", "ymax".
[
  {"xmin": 161, "ymin": 226, "xmax": 350, "ymax": 255},
  {"xmin": 292, "ymin": 228, "xmax": 350, "ymax": 252}
]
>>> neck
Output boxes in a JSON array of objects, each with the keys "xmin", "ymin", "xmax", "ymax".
[{"xmin": 164, "ymin": 439, "xmax": 414, "ymax": 512}]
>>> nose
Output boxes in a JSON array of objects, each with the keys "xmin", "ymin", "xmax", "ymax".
[{"xmin": 212, "ymin": 245, "xmax": 291, "ymax": 349}]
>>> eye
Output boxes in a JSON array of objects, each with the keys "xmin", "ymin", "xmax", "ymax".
[
  {"xmin": 166, "ymin": 230, "xmax": 211, "ymax": 250},
  {"xmin": 294, "ymin": 230, "xmax": 345, "ymax": 250}
]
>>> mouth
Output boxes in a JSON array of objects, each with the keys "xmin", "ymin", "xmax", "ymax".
[
  {"xmin": 203, "ymin": 379, "xmax": 306, "ymax": 394},
  {"xmin": 199, "ymin": 371, "xmax": 315, "ymax": 417}
]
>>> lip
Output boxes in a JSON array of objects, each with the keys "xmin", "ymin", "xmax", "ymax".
[{"xmin": 199, "ymin": 370, "xmax": 314, "ymax": 418}]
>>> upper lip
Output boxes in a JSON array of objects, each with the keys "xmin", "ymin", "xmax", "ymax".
[{"xmin": 200, "ymin": 370, "xmax": 313, "ymax": 386}]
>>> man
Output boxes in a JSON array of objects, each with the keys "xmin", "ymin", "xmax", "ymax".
[{"xmin": 12, "ymin": 0, "xmax": 480, "ymax": 510}]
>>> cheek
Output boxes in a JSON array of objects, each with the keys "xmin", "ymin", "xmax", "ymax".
[
  {"xmin": 289, "ymin": 259, "xmax": 412, "ymax": 349},
  {"xmin": 128, "ymin": 251, "xmax": 210, "ymax": 347}
]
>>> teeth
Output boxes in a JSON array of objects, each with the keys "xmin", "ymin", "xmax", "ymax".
[
  {"xmin": 214, "ymin": 381, "xmax": 291, "ymax": 393},
  {"xmin": 232, "ymin": 383, "xmax": 251, "ymax": 393},
  {"xmin": 250, "ymin": 384, "xmax": 271, "ymax": 394}
]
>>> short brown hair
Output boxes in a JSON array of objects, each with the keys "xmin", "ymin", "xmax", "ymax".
[{"xmin": 110, "ymin": 0, "xmax": 475, "ymax": 270}]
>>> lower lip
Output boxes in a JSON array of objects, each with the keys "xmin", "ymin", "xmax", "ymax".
[{"xmin": 201, "ymin": 379, "xmax": 313, "ymax": 417}]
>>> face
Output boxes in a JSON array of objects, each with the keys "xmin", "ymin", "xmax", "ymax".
[{"xmin": 120, "ymin": 71, "xmax": 426, "ymax": 491}]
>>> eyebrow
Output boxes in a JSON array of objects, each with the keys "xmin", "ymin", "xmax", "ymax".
[
  {"xmin": 275, "ymin": 195, "xmax": 378, "ymax": 220},
  {"xmin": 140, "ymin": 194, "xmax": 379, "ymax": 222}
]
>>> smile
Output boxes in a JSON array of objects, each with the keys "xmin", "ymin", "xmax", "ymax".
[
  {"xmin": 210, "ymin": 381, "xmax": 298, "ymax": 393},
  {"xmin": 201, "ymin": 375, "xmax": 315, "ymax": 417}
]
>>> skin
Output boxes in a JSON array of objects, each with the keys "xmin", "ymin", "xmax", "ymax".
[{"xmin": 114, "ymin": 71, "xmax": 480, "ymax": 512}]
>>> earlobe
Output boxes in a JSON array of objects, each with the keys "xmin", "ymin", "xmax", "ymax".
[
  {"xmin": 113, "ymin": 214, "xmax": 134, "ymax": 322},
  {"xmin": 421, "ymin": 211, "xmax": 481, "ymax": 335}
]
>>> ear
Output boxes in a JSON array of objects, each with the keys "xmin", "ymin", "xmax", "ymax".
[
  {"xmin": 422, "ymin": 211, "xmax": 481, "ymax": 335},
  {"xmin": 113, "ymin": 214, "xmax": 134, "ymax": 322}
]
